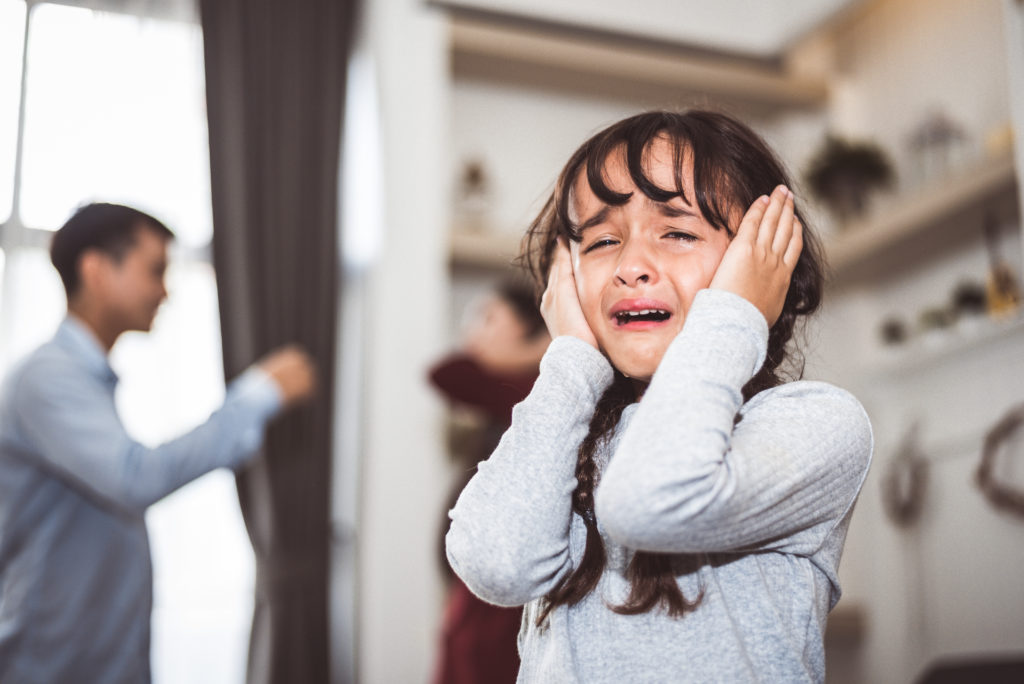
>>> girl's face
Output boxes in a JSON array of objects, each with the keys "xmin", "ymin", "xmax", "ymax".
[{"xmin": 569, "ymin": 139, "xmax": 733, "ymax": 382}]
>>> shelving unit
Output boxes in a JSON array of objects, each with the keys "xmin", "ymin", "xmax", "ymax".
[
  {"xmin": 449, "ymin": 16, "xmax": 829, "ymax": 115},
  {"xmin": 821, "ymin": 148, "xmax": 1022, "ymax": 378},
  {"xmin": 826, "ymin": 153, "xmax": 1019, "ymax": 283}
]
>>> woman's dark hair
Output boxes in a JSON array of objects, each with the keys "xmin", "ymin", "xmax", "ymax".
[
  {"xmin": 50, "ymin": 202, "xmax": 173, "ymax": 297},
  {"xmin": 523, "ymin": 110, "xmax": 825, "ymax": 623},
  {"xmin": 496, "ymin": 278, "xmax": 548, "ymax": 339}
]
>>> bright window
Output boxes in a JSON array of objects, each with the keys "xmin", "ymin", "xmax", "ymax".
[
  {"xmin": 0, "ymin": 246, "xmax": 64, "ymax": 364},
  {"xmin": 20, "ymin": 4, "xmax": 212, "ymax": 247},
  {"xmin": 0, "ymin": 3, "xmax": 252, "ymax": 682},
  {"xmin": 0, "ymin": 0, "xmax": 26, "ymax": 223}
]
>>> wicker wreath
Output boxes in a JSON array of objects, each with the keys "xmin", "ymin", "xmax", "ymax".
[
  {"xmin": 976, "ymin": 403, "xmax": 1024, "ymax": 518},
  {"xmin": 881, "ymin": 424, "xmax": 928, "ymax": 527}
]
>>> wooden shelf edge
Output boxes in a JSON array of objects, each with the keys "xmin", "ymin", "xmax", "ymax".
[
  {"xmin": 828, "ymin": 154, "xmax": 1019, "ymax": 277},
  {"xmin": 450, "ymin": 17, "xmax": 828, "ymax": 109},
  {"xmin": 449, "ymin": 229, "xmax": 524, "ymax": 270}
]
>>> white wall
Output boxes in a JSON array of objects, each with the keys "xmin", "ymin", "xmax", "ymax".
[
  {"xmin": 451, "ymin": 79, "xmax": 645, "ymax": 238},
  {"xmin": 355, "ymin": 1, "xmax": 452, "ymax": 682},
  {"xmin": 829, "ymin": 0, "xmax": 1010, "ymax": 186},
  {"xmin": 804, "ymin": 1, "xmax": 1024, "ymax": 682}
]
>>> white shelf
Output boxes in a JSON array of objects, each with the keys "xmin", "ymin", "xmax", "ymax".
[
  {"xmin": 873, "ymin": 312, "xmax": 1024, "ymax": 377},
  {"xmin": 827, "ymin": 153, "xmax": 1018, "ymax": 283}
]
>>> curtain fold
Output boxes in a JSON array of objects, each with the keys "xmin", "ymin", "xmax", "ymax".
[{"xmin": 199, "ymin": 1, "xmax": 356, "ymax": 681}]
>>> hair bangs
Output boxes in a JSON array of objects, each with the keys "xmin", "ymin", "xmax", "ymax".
[
  {"xmin": 556, "ymin": 116, "xmax": 742, "ymax": 243},
  {"xmin": 555, "ymin": 135, "xmax": 631, "ymax": 241}
]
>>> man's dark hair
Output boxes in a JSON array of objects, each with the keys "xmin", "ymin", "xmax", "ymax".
[{"xmin": 50, "ymin": 202, "xmax": 174, "ymax": 297}]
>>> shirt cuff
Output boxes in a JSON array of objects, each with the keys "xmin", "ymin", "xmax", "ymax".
[
  {"xmin": 671, "ymin": 288, "xmax": 770, "ymax": 380},
  {"xmin": 228, "ymin": 366, "xmax": 284, "ymax": 424}
]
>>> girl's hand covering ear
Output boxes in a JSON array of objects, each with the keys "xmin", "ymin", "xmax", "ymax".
[
  {"xmin": 541, "ymin": 238, "xmax": 599, "ymax": 349},
  {"xmin": 709, "ymin": 185, "xmax": 804, "ymax": 327}
]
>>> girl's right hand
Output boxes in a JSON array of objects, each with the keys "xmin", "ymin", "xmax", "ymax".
[
  {"xmin": 708, "ymin": 185, "xmax": 803, "ymax": 327},
  {"xmin": 541, "ymin": 238, "xmax": 599, "ymax": 349}
]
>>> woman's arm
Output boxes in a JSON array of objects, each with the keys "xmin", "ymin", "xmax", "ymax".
[
  {"xmin": 445, "ymin": 336, "xmax": 613, "ymax": 606},
  {"xmin": 595, "ymin": 288, "xmax": 873, "ymax": 555}
]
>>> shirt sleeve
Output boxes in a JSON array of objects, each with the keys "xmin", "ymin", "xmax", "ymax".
[
  {"xmin": 594, "ymin": 288, "xmax": 873, "ymax": 556},
  {"xmin": 12, "ymin": 359, "xmax": 282, "ymax": 516},
  {"xmin": 445, "ymin": 335, "xmax": 614, "ymax": 606}
]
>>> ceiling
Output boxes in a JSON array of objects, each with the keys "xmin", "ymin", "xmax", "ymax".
[{"xmin": 433, "ymin": 0, "xmax": 867, "ymax": 60}]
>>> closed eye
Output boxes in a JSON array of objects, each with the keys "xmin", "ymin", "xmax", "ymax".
[
  {"xmin": 583, "ymin": 238, "xmax": 619, "ymax": 254},
  {"xmin": 664, "ymin": 231, "xmax": 698, "ymax": 243}
]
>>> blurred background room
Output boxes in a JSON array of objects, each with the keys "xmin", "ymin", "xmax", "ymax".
[{"xmin": 1, "ymin": 0, "xmax": 1022, "ymax": 683}]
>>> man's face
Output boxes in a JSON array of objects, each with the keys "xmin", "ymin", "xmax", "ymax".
[
  {"xmin": 569, "ymin": 139, "xmax": 732, "ymax": 382},
  {"xmin": 96, "ymin": 226, "xmax": 169, "ymax": 334}
]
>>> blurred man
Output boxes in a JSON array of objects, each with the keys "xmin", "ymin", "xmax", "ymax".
[{"xmin": 0, "ymin": 203, "xmax": 315, "ymax": 682}]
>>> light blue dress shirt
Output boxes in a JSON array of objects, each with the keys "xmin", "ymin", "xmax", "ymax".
[{"xmin": 0, "ymin": 316, "xmax": 281, "ymax": 683}]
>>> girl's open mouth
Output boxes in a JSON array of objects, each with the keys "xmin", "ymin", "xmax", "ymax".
[{"xmin": 614, "ymin": 309, "xmax": 671, "ymax": 327}]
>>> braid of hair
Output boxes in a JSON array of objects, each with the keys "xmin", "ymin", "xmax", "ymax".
[
  {"xmin": 573, "ymin": 441, "xmax": 600, "ymax": 525},
  {"xmin": 537, "ymin": 371, "xmax": 634, "ymax": 625}
]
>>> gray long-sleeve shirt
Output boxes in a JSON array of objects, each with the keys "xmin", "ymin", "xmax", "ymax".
[
  {"xmin": 0, "ymin": 317, "xmax": 281, "ymax": 683},
  {"xmin": 447, "ymin": 289, "xmax": 873, "ymax": 683}
]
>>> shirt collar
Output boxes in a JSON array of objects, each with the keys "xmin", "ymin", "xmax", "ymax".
[{"xmin": 55, "ymin": 316, "xmax": 119, "ymax": 387}]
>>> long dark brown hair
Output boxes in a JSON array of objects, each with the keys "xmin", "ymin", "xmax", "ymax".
[{"xmin": 522, "ymin": 110, "xmax": 825, "ymax": 623}]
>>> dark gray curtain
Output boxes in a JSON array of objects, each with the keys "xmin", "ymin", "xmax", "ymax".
[{"xmin": 198, "ymin": 1, "xmax": 356, "ymax": 681}]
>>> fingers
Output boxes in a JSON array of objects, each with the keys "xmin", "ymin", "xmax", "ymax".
[
  {"xmin": 715, "ymin": 185, "xmax": 804, "ymax": 327},
  {"xmin": 542, "ymin": 238, "xmax": 571, "ymax": 308},
  {"xmin": 783, "ymin": 217, "xmax": 804, "ymax": 267},
  {"xmin": 541, "ymin": 237, "xmax": 598, "ymax": 348},
  {"xmin": 552, "ymin": 236, "xmax": 572, "ymax": 273},
  {"xmin": 770, "ymin": 188, "xmax": 796, "ymax": 255},
  {"xmin": 755, "ymin": 185, "xmax": 790, "ymax": 251},
  {"xmin": 740, "ymin": 185, "xmax": 800, "ymax": 265},
  {"xmin": 735, "ymin": 194, "xmax": 770, "ymax": 243}
]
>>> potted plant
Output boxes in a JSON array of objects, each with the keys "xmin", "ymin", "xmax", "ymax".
[{"xmin": 805, "ymin": 135, "xmax": 894, "ymax": 224}]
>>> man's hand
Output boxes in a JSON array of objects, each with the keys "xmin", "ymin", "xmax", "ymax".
[
  {"xmin": 709, "ymin": 185, "xmax": 803, "ymax": 327},
  {"xmin": 257, "ymin": 345, "xmax": 316, "ymax": 406},
  {"xmin": 540, "ymin": 238, "xmax": 598, "ymax": 349}
]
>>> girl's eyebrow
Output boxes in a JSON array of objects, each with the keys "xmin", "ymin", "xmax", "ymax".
[
  {"xmin": 653, "ymin": 200, "xmax": 696, "ymax": 218},
  {"xmin": 578, "ymin": 206, "xmax": 610, "ymax": 231}
]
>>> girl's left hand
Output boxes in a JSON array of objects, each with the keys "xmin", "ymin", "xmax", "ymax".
[{"xmin": 709, "ymin": 185, "xmax": 803, "ymax": 327}]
